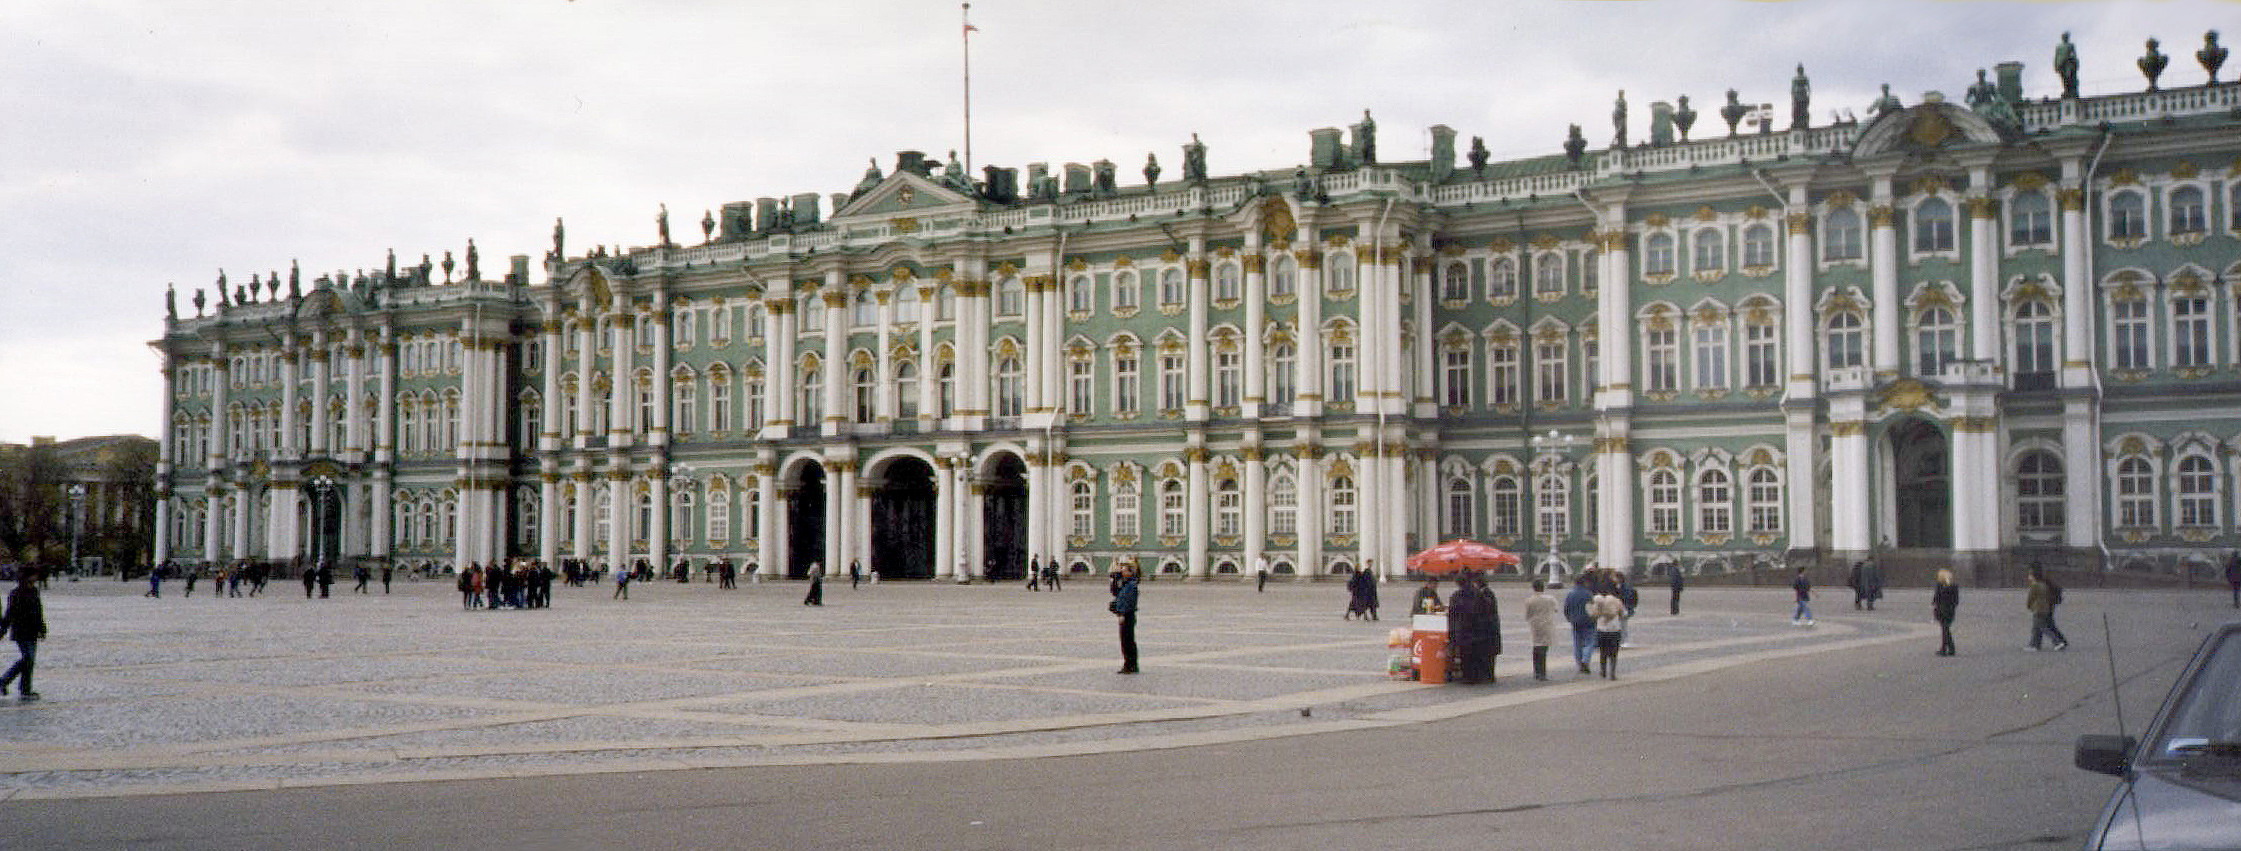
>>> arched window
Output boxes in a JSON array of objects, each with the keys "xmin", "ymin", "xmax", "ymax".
[
  {"xmin": 518, "ymin": 392, "xmax": 541, "ymax": 447},
  {"xmin": 1742, "ymin": 224, "xmax": 1776, "ymax": 268},
  {"xmin": 995, "ymin": 356, "xmax": 1023, "ymax": 418},
  {"xmin": 1326, "ymin": 253, "xmax": 1355, "ymax": 293},
  {"xmin": 1112, "ymin": 479, "xmax": 1141, "ymax": 538},
  {"xmin": 935, "ymin": 285, "xmax": 956, "ymax": 321},
  {"xmin": 1488, "ymin": 257, "xmax": 1517, "ymax": 300},
  {"xmin": 1113, "ymin": 270, "xmax": 1140, "ymax": 311},
  {"xmin": 1915, "ymin": 306, "xmax": 1959, "ymax": 377},
  {"xmin": 635, "ymin": 488, "xmax": 654, "ymax": 543},
  {"xmin": 1692, "ymin": 227, "xmax": 1725, "ymax": 274},
  {"xmin": 896, "ymin": 285, "xmax": 921, "ymax": 323},
  {"xmin": 707, "ymin": 487, "xmax": 731, "ymax": 542},
  {"xmin": 2010, "ymin": 192, "xmax": 2053, "ymax": 246},
  {"xmin": 1647, "ymin": 469, "xmax": 1682, "ymax": 535},
  {"xmin": 1270, "ymin": 343, "xmax": 1296, "ymax": 406},
  {"xmin": 2015, "ymin": 451, "xmax": 2064, "ymax": 532},
  {"xmin": 1213, "ymin": 263, "xmax": 1240, "ymax": 302},
  {"xmin": 1070, "ymin": 480, "xmax": 1095, "ymax": 538},
  {"xmin": 1914, "ymin": 198, "xmax": 1955, "ymax": 252},
  {"xmin": 1444, "ymin": 476, "xmax": 1474, "ymax": 539},
  {"xmin": 2176, "ymin": 455, "xmax": 2219, "ymax": 528},
  {"xmin": 1327, "ymin": 474, "xmax": 1357, "ymax": 535},
  {"xmin": 2014, "ymin": 300, "xmax": 2057, "ymax": 381},
  {"xmin": 2116, "ymin": 456, "xmax": 2156, "ymax": 528},
  {"xmin": 1826, "ymin": 311, "xmax": 1864, "ymax": 370},
  {"xmin": 1215, "ymin": 478, "xmax": 1241, "ymax": 537},
  {"xmin": 1489, "ymin": 476, "xmax": 1521, "ymax": 537},
  {"xmin": 1069, "ymin": 274, "xmax": 1093, "ymax": 313},
  {"xmin": 1823, "ymin": 208, "xmax": 1863, "ymax": 261},
  {"xmin": 937, "ymin": 361, "xmax": 956, "ymax": 418},
  {"xmin": 853, "ymin": 366, "xmax": 876, "ymax": 424},
  {"xmin": 518, "ymin": 487, "xmax": 543, "ymax": 548},
  {"xmin": 1534, "ymin": 254, "xmax": 1564, "ymax": 297},
  {"xmin": 799, "ymin": 360, "xmax": 823, "ymax": 423},
  {"xmin": 1160, "ymin": 479, "xmax": 1187, "ymax": 537},
  {"xmin": 800, "ymin": 295, "xmax": 823, "ymax": 331},
  {"xmin": 1270, "ymin": 255, "xmax": 1296, "ymax": 299},
  {"xmin": 1441, "ymin": 261, "xmax": 1469, "ymax": 302},
  {"xmin": 853, "ymin": 290, "xmax": 877, "ymax": 327},
  {"xmin": 1747, "ymin": 467, "xmax": 1783, "ymax": 534},
  {"xmin": 896, "ymin": 361, "xmax": 920, "ymax": 420},
  {"xmin": 1159, "ymin": 268, "xmax": 1185, "ymax": 306},
  {"xmin": 1643, "ymin": 233, "xmax": 1676, "ymax": 276},
  {"xmin": 1268, "ymin": 472, "xmax": 1297, "ymax": 536},
  {"xmin": 997, "ymin": 278, "xmax": 1024, "ymax": 316},
  {"xmin": 671, "ymin": 488, "xmax": 694, "ymax": 545},
  {"xmin": 594, "ymin": 485, "xmax": 613, "ymax": 536},
  {"xmin": 1697, "ymin": 468, "xmax": 1733, "ymax": 535},
  {"xmin": 2169, "ymin": 186, "xmax": 2206, "ymax": 235},
  {"xmin": 2108, "ymin": 191, "xmax": 2146, "ymax": 240}
]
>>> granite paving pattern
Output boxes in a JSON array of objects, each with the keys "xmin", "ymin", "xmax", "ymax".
[{"xmin": 0, "ymin": 577, "xmax": 1920, "ymax": 799}]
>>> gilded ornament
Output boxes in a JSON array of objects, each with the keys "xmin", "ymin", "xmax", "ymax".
[
  {"xmin": 2010, "ymin": 172, "xmax": 2050, "ymax": 191},
  {"xmin": 1642, "ymin": 213, "xmax": 1670, "ymax": 229},
  {"xmin": 1878, "ymin": 377, "xmax": 1934, "ymax": 411},
  {"xmin": 1829, "ymin": 420, "xmax": 1866, "ymax": 437},
  {"xmin": 1693, "ymin": 205, "xmax": 1719, "ymax": 222},
  {"xmin": 2110, "ymin": 168, "xmax": 2140, "ymax": 186},
  {"xmin": 1964, "ymin": 196, "xmax": 1998, "ymax": 219},
  {"xmin": 1786, "ymin": 212, "xmax": 1812, "ymax": 235},
  {"xmin": 1868, "ymin": 205, "xmax": 1896, "ymax": 228},
  {"xmin": 1826, "ymin": 189, "xmax": 1859, "ymax": 208},
  {"xmin": 1746, "ymin": 205, "xmax": 1770, "ymax": 220}
]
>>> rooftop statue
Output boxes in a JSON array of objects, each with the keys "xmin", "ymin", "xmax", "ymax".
[
  {"xmin": 1564, "ymin": 124, "xmax": 1587, "ymax": 169},
  {"xmin": 386, "ymin": 249, "xmax": 397, "ymax": 282},
  {"xmin": 1182, "ymin": 133, "xmax": 1207, "ymax": 183},
  {"xmin": 1791, "ymin": 64, "xmax": 1811, "ymax": 130},
  {"xmin": 1351, "ymin": 109, "xmax": 1376, "ymax": 166},
  {"xmin": 1092, "ymin": 159, "xmax": 1117, "ymax": 196},
  {"xmin": 465, "ymin": 239, "xmax": 480, "ymax": 281},
  {"xmin": 192, "ymin": 288, "xmax": 205, "ymax": 317},
  {"xmin": 1612, "ymin": 89, "xmax": 1628, "ymax": 147},
  {"xmin": 286, "ymin": 267, "xmax": 299, "ymax": 300},
  {"xmin": 216, "ymin": 270, "xmax": 229, "ymax": 305},
  {"xmin": 1870, "ymin": 83, "xmax": 1903, "ymax": 117},
  {"xmin": 552, "ymin": 217, "xmax": 565, "ymax": 259},
  {"xmin": 1675, "ymin": 95, "xmax": 1698, "ymax": 142},
  {"xmin": 165, "ymin": 283, "xmax": 177, "ymax": 320},
  {"xmin": 942, "ymin": 149, "xmax": 974, "ymax": 193},
  {"xmin": 2200, "ymin": 31, "xmax": 2227, "ymax": 84},
  {"xmin": 419, "ymin": 253, "xmax": 433, "ymax": 285},
  {"xmin": 854, "ymin": 157, "xmax": 883, "ymax": 198},
  {"xmin": 701, "ymin": 209, "xmax": 715, "ymax": 243},
  {"xmin": 1467, "ymin": 136, "xmax": 1489, "ymax": 176},
  {"xmin": 656, "ymin": 203, "xmax": 672, "ymax": 247},
  {"xmin": 2140, "ymin": 38, "xmax": 2169, "ymax": 91},
  {"xmin": 1969, "ymin": 69, "xmax": 2022, "ymax": 138},
  {"xmin": 2056, "ymin": 32, "xmax": 2081, "ymax": 99},
  {"xmin": 290, "ymin": 260, "xmax": 301, "ymax": 294},
  {"xmin": 441, "ymin": 251, "xmax": 455, "ymax": 284},
  {"xmin": 235, "ymin": 284, "xmax": 248, "ymax": 305},
  {"xmin": 1142, "ymin": 152, "xmax": 1161, "ymax": 188},
  {"xmin": 1720, "ymin": 89, "xmax": 1748, "ymax": 137},
  {"xmin": 249, "ymin": 274, "xmax": 260, "ymax": 302}
]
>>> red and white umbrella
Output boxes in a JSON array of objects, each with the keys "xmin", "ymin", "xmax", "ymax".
[{"xmin": 1406, "ymin": 540, "xmax": 1523, "ymax": 575}]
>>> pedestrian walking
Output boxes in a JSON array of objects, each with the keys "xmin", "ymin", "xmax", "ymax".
[
  {"xmin": 1449, "ymin": 572, "xmax": 1502, "ymax": 684},
  {"xmin": 1524, "ymin": 579, "xmax": 1558, "ymax": 681},
  {"xmin": 1255, "ymin": 554, "xmax": 1269, "ymax": 593},
  {"xmin": 1848, "ymin": 561, "xmax": 1866, "ymax": 610},
  {"xmin": 1563, "ymin": 575, "xmax": 1596, "ymax": 674},
  {"xmin": 302, "ymin": 563, "xmax": 317, "ymax": 599},
  {"xmin": 1668, "ymin": 563, "xmax": 1684, "ymax": 615},
  {"xmin": 353, "ymin": 564, "xmax": 370, "ymax": 594},
  {"xmin": 850, "ymin": 559, "xmax": 863, "ymax": 590},
  {"xmin": 1615, "ymin": 571, "xmax": 1639, "ymax": 648},
  {"xmin": 1860, "ymin": 559, "xmax": 1884, "ymax": 611},
  {"xmin": 1932, "ymin": 569, "xmax": 1960, "ymax": 656},
  {"xmin": 803, "ymin": 563, "xmax": 824, "ymax": 606},
  {"xmin": 184, "ymin": 568, "xmax": 197, "ymax": 598},
  {"xmin": 0, "ymin": 569, "xmax": 46, "ymax": 701},
  {"xmin": 317, "ymin": 562, "xmax": 334, "ymax": 598},
  {"xmin": 1026, "ymin": 555, "xmax": 1040, "ymax": 592},
  {"xmin": 1589, "ymin": 581, "xmax": 1627, "ymax": 679},
  {"xmin": 1043, "ymin": 561, "xmax": 1059, "ymax": 591},
  {"xmin": 1111, "ymin": 563, "xmax": 1140, "ymax": 674},
  {"xmin": 381, "ymin": 564, "xmax": 393, "ymax": 594},
  {"xmin": 146, "ymin": 565, "xmax": 162, "ymax": 598},
  {"xmin": 1791, "ymin": 567, "xmax": 1815, "ymax": 626},
  {"xmin": 2026, "ymin": 566, "xmax": 2069, "ymax": 651},
  {"xmin": 613, "ymin": 563, "xmax": 631, "ymax": 600}
]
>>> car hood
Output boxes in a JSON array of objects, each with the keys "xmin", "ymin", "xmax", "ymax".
[{"xmin": 2089, "ymin": 768, "xmax": 2241, "ymax": 851}]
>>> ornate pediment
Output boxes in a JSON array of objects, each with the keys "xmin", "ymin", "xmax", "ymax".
[{"xmin": 831, "ymin": 171, "xmax": 979, "ymax": 221}]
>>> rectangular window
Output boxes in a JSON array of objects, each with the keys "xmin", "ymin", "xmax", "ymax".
[
  {"xmin": 1745, "ymin": 322, "xmax": 1779, "ymax": 388},
  {"xmin": 1582, "ymin": 337, "xmax": 1599, "ymax": 398},
  {"xmin": 2173, "ymin": 297, "xmax": 2212, "ymax": 368},
  {"xmin": 1442, "ymin": 348, "xmax": 1471, "ymax": 407},
  {"xmin": 1069, "ymin": 359, "xmax": 1094, "ymax": 416},
  {"xmin": 1646, "ymin": 328, "xmax": 1679, "ymax": 392},
  {"xmin": 2112, "ymin": 300, "xmax": 2151, "ymax": 370},
  {"xmin": 1159, "ymin": 353, "xmax": 1185, "ymax": 411},
  {"xmin": 1535, "ymin": 339, "xmax": 1568, "ymax": 406},
  {"xmin": 1489, "ymin": 343, "xmax": 1518, "ymax": 407},
  {"xmin": 1215, "ymin": 349, "xmax": 1240, "ymax": 408},
  {"xmin": 1115, "ymin": 352, "xmax": 1140, "ymax": 415},
  {"xmin": 1113, "ymin": 487, "xmax": 1141, "ymax": 539},
  {"xmin": 1693, "ymin": 323, "xmax": 1730, "ymax": 391},
  {"xmin": 1329, "ymin": 343, "xmax": 1356, "ymax": 403}
]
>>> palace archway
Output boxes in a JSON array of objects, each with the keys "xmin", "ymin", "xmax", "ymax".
[
  {"xmin": 786, "ymin": 462, "xmax": 827, "ymax": 579},
  {"xmin": 1889, "ymin": 417, "xmax": 1951, "ymax": 549},
  {"xmin": 870, "ymin": 456, "xmax": 937, "ymax": 579},
  {"xmin": 980, "ymin": 452, "xmax": 1028, "ymax": 581}
]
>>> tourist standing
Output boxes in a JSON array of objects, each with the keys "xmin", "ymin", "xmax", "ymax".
[
  {"xmin": 1451, "ymin": 572, "xmax": 1501, "ymax": 684},
  {"xmin": 1791, "ymin": 567, "xmax": 1814, "ymax": 626},
  {"xmin": 1932, "ymin": 569, "xmax": 1960, "ymax": 656},
  {"xmin": 317, "ymin": 561, "xmax": 334, "ymax": 598},
  {"xmin": 1848, "ymin": 561, "xmax": 1867, "ymax": 610},
  {"xmin": 0, "ymin": 570, "xmax": 45, "ymax": 701},
  {"xmin": 1255, "ymin": 554, "xmax": 1269, "ymax": 593},
  {"xmin": 459, "ymin": 565, "xmax": 479, "ymax": 609},
  {"xmin": 803, "ymin": 563, "xmax": 824, "ymax": 606},
  {"xmin": 1524, "ymin": 579, "xmax": 1558, "ymax": 681},
  {"xmin": 302, "ymin": 562, "xmax": 317, "ymax": 598},
  {"xmin": 1668, "ymin": 564, "xmax": 1684, "ymax": 615},
  {"xmin": 2026, "ymin": 566, "xmax": 2068, "ymax": 651},
  {"xmin": 184, "ymin": 567, "xmax": 197, "ymax": 598},
  {"xmin": 1860, "ymin": 559, "xmax": 1884, "ymax": 611},
  {"xmin": 1563, "ymin": 577, "xmax": 1596, "ymax": 674},
  {"xmin": 2224, "ymin": 551, "xmax": 2240, "ymax": 609},
  {"xmin": 1111, "ymin": 563, "xmax": 1140, "ymax": 674},
  {"xmin": 1589, "ymin": 581, "xmax": 1627, "ymax": 679},
  {"xmin": 613, "ymin": 562, "xmax": 631, "ymax": 601},
  {"xmin": 146, "ymin": 564, "xmax": 163, "ymax": 598}
]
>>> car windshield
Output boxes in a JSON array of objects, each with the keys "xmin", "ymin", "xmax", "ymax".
[{"xmin": 2147, "ymin": 630, "xmax": 2241, "ymax": 763}]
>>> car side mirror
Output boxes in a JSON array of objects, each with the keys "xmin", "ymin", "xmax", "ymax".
[{"xmin": 2075, "ymin": 734, "xmax": 2137, "ymax": 777}]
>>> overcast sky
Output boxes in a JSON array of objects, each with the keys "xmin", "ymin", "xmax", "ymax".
[{"xmin": 0, "ymin": 0, "xmax": 2223, "ymax": 444}]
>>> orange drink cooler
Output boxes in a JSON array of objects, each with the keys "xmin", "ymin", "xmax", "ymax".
[{"xmin": 1411, "ymin": 614, "xmax": 1450, "ymax": 684}]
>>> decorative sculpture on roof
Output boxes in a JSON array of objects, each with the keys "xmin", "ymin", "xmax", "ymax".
[
  {"xmin": 165, "ymin": 283, "xmax": 176, "ymax": 320},
  {"xmin": 2201, "ymin": 31, "xmax": 2228, "ymax": 84},
  {"xmin": 1564, "ymin": 124, "xmax": 1587, "ymax": 169},
  {"xmin": 656, "ymin": 204, "xmax": 672, "ymax": 247},
  {"xmin": 192, "ymin": 288, "xmax": 205, "ymax": 317},
  {"xmin": 1350, "ymin": 109, "xmax": 1376, "ymax": 166},
  {"xmin": 1182, "ymin": 133, "xmax": 1207, "ymax": 183},
  {"xmin": 249, "ymin": 273, "xmax": 261, "ymax": 302},
  {"xmin": 286, "ymin": 268, "xmax": 299, "ymax": 300},
  {"xmin": 290, "ymin": 260, "xmax": 301, "ymax": 294},
  {"xmin": 234, "ymin": 284, "xmax": 248, "ymax": 305},
  {"xmin": 441, "ymin": 251, "xmax": 455, "ymax": 283},
  {"xmin": 1093, "ymin": 159, "xmax": 1117, "ymax": 196},
  {"xmin": 419, "ymin": 253, "xmax": 433, "ymax": 284},
  {"xmin": 854, "ymin": 157, "xmax": 884, "ymax": 199},
  {"xmin": 942, "ymin": 150, "xmax": 974, "ymax": 194},
  {"xmin": 1675, "ymin": 95, "xmax": 1697, "ymax": 142},
  {"xmin": 1790, "ymin": 64, "xmax": 1811, "ymax": 130},
  {"xmin": 2056, "ymin": 32, "xmax": 2081, "ymax": 99},
  {"xmin": 1467, "ymin": 136, "xmax": 1489, "ymax": 177},
  {"xmin": 1720, "ymin": 89, "xmax": 1747, "ymax": 137},
  {"xmin": 701, "ymin": 209, "xmax": 715, "ymax": 243},
  {"xmin": 215, "ymin": 270, "xmax": 228, "ymax": 305},
  {"xmin": 2140, "ymin": 38, "xmax": 2169, "ymax": 91},
  {"xmin": 385, "ymin": 249, "xmax": 397, "ymax": 282},
  {"xmin": 1611, "ymin": 90, "xmax": 1629, "ymax": 147},
  {"xmin": 551, "ymin": 218, "xmax": 565, "ymax": 259},
  {"xmin": 1870, "ymin": 83, "xmax": 1903, "ymax": 117},
  {"xmin": 465, "ymin": 239, "xmax": 480, "ymax": 281},
  {"xmin": 1294, "ymin": 166, "xmax": 1318, "ymax": 202},
  {"xmin": 1142, "ymin": 152, "xmax": 1161, "ymax": 188}
]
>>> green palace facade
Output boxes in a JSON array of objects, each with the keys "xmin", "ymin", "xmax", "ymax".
[{"xmin": 151, "ymin": 35, "xmax": 2241, "ymax": 584}]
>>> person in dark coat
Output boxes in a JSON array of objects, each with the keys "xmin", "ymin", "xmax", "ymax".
[
  {"xmin": 302, "ymin": 562, "xmax": 317, "ymax": 598},
  {"xmin": 1448, "ymin": 572, "xmax": 1502, "ymax": 684},
  {"xmin": 1025, "ymin": 555, "xmax": 1040, "ymax": 591},
  {"xmin": 1931, "ymin": 568, "xmax": 1960, "ymax": 656},
  {"xmin": 1, "ymin": 569, "xmax": 47, "ymax": 700},
  {"xmin": 380, "ymin": 564, "xmax": 393, "ymax": 594},
  {"xmin": 1111, "ymin": 563, "xmax": 1140, "ymax": 674},
  {"xmin": 803, "ymin": 563, "xmax": 824, "ymax": 606},
  {"xmin": 1668, "ymin": 563, "xmax": 1685, "ymax": 615},
  {"xmin": 1345, "ymin": 563, "xmax": 1380, "ymax": 621},
  {"xmin": 1859, "ymin": 559, "xmax": 1884, "ymax": 611},
  {"xmin": 1563, "ymin": 577, "xmax": 1596, "ymax": 674},
  {"xmin": 849, "ymin": 559, "xmax": 863, "ymax": 590},
  {"xmin": 316, "ymin": 562, "xmax": 334, "ymax": 598},
  {"xmin": 1791, "ymin": 567, "xmax": 1814, "ymax": 626},
  {"xmin": 2224, "ymin": 551, "xmax": 2240, "ymax": 609}
]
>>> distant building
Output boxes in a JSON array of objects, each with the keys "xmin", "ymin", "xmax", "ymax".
[
  {"xmin": 153, "ymin": 37, "xmax": 2241, "ymax": 584},
  {"xmin": 0, "ymin": 434, "xmax": 157, "ymax": 571}
]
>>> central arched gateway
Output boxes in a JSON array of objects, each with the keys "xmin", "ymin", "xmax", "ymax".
[
  {"xmin": 981, "ymin": 453, "xmax": 1028, "ymax": 581},
  {"xmin": 786, "ymin": 462, "xmax": 827, "ymax": 579},
  {"xmin": 870, "ymin": 456, "xmax": 937, "ymax": 579},
  {"xmin": 1889, "ymin": 417, "xmax": 1951, "ymax": 548}
]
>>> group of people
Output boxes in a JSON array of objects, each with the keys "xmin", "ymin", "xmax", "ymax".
[
  {"xmin": 458, "ymin": 560, "xmax": 557, "ymax": 610},
  {"xmin": 1023, "ymin": 555, "xmax": 1062, "ymax": 591}
]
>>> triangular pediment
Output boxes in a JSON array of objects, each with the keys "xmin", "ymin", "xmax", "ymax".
[{"xmin": 832, "ymin": 171, "xmax": 979, "ymax": 221}]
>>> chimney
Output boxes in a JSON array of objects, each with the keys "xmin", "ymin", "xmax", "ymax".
[
  {"xmin": 1309, "ymin": 128, "xmax": 1343, "ymax": 170},
  {"xmin": 1995, "ymin": 61, "xmax": 2024, "ymax": 104},
  {"xmin": 1429, "ymin": 125, "xmax": 1457, "ymax": 182},
  {"xmin": 790, "ymin": 193, "xmax": 821, "ymax": 225}
]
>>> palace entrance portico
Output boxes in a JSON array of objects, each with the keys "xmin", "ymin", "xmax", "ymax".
[{"xmin": 1824, "ymin": 368, "xmax": 2007, "ymax": 582}]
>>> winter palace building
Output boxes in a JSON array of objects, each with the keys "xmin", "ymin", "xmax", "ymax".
[{"xmin": 152, "ymin": 39, "xmax": 2241, "ymax": 585}]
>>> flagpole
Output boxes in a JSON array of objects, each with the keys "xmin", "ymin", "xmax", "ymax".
[{"xmin": 962, "ymin": 2, "xmax": 974, "ymax": 177}]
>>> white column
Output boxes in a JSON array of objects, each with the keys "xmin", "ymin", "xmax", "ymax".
[
  {"xmin": 309, "ymin": 344, "xmax": 331, "ymax": 456},
  {"xmin": 1600, "ymin": 433, "xmax": 1636, "ymax": 573},
  {"xmin": 155, "ymin": 357, "xmax": 178, "ymax": 565},
  {"xmin": 1412, "ymin": 255, "xmax": 1436, "ymax": 414},
  {"xmin": 876, "ymin": 291, "xmax": 895, "ymax": 423},
  {"xmin": 966, "ymin": 479, "xmax": 986, "ymax": 578},
  {"xmin": 1868, "ymin": 179, "xmax": 1901, "ymax": 378},
  {"xmin": 1024, "ymin": 275, "xmax": 1046, "ymax": 414},
  {"xmin": 1950, "ymin": 416, "xmax": 2002, "ymax": 553},
  {"xmin": 607, "ymin": 304, "xmax": 634, "ymax": 449},
  {"xmin": 1297, "ymin": 246, "xmax": 1325, "ymax": 417},
  {"xmin": 1186, "ymin": 244, "xmax": 1209, "ymax": 421},
  {"xmin": 855, "ymin": 472, "xmax": 875, "ymax": 575},
  {"xmin": 916, "ymin": 285, "xmax": 937, "ymax": 428},
  {"xmin": 767, "ymin": 296, "xmax": 796, "ymax": 433},
  {"xmin": 571, "ymin": 473, "xmax": 594, "ymax": 563},
  {"xmin": 279, "ymin": 346, "xmax": 300, "ymax": 458},
  {"xmin": 822, "ymin": 277, "xmax": 846, "ymax": 436},
  {"xmin": 206, "ymin": 351, "xmax": 229, "ymax": 473},
  {"xmin": 539, "ymin": 317, "xmax": 562, "ymax": 453},
  {"xmin": 1297, "ymin": 447, "xmax": 1323, "ymax": 578},
  {"xmin": 1828, "ymin": 406, "xmax": 1871, "ymax": 554},
  {"xmin": 1243, "ymin": 248, "xmax": 1266, "ymax": 418},
  {"xmin": 1965, "ymin": 175, "xmax": 2001, "ymax": 366},
  {"xmin": 1782, "ymin": 196, "xmax": 1820, "ymax": 551},
  {"xmin": 376, "ymin": 335, "xmax": 397, "ymax": 461},
  {"xmin": 345, "ymin": 333, "xmax": 366, "ymax": 455},
  {"xmin": 2061, "ymin": 397, "xmax": 2099, "ymax": 550},
  {"xmin": 934, "ymin": 458, "xmax": 956, "ymax": 579},
  {"xmin": 204, "ymin": 489, "xmax": 226, "ymax": 563},
  {"xmin": 1242, "ymin": 444, "xmax": 1265, "ymax": 578},
  {"xmin": 1358, "ymin": 436, "xmax": 1380, "ymax": 581},
  {"xmin": 651, "ymin": 295, "xmax": 672, "ymax": 447},
  {"xmin": 756, "ymin": 464, "xmax": 778, "ymax": 576},
  {"xmin": 575, "ymin": 314, "xmax": 598, "ymax": 448},
  {"xmin": 370, "ymin": 471, "xmax": 392, "ymax": 561},
  {"xmin": 1187, "ymin": 444, "xmax": 1210, "ymax": 577},
  {"xmin": 2057, "ymin": 176, "xmax": 2094, "ymax": 383},
  {"xmin": 1385, "ymin": 445, "xmax": 1409, "ymax": 578},
  {"xmin": 649, "ymin": 471, "xmax": 669, "ymax": 573},
  {"xmin": 539, "ymin": 474, "xmax": 560, "ymax": 566},
  {"xmin": 824, "ymin": 463, "xmax": 846, "ymax": 575},
  {"xmin": 1024, "ymin": 448, "xmax": 1047, "ymax": 569},
  {"xmin": 1783, "ymin": 409, "xmax": 1819, "ymax": 551},
  {"xmin": 772, "ymin": 484, "xmax": 792, "ymax": 577},
  {"xmin": 606, "ymin": 475, "xmax": 630, "ymax": 573},
  {"xmin": 231, "ymin": 480, "xmax": 252, "ymax": 558}
]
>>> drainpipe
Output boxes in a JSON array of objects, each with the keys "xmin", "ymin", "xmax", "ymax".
[{"xmin": 2081, "ymin": 129, "xmax": 2113, "ymax": 574}]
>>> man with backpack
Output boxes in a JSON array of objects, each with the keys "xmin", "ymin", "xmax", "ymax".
[{"xmin": 2026, "ymin": 564, "xmax": 2068, "ymax": 651}]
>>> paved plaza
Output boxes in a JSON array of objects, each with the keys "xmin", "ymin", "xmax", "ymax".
[{"xmin": 0, "ymin": 574, "xmax": 1919, "ymax": 801}]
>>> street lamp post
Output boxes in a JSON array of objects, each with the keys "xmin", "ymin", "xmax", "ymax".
[
  {"xmin": 308, "ymin": 474, "xmax": 336, "ymax": 567},
  {"xmin": 1526, "ymin": 429, "xmax": 1579, "ymax": 587},
  {"xmin": 67, "ymin": 483, "xmax": 86, "ymax": 576}
]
